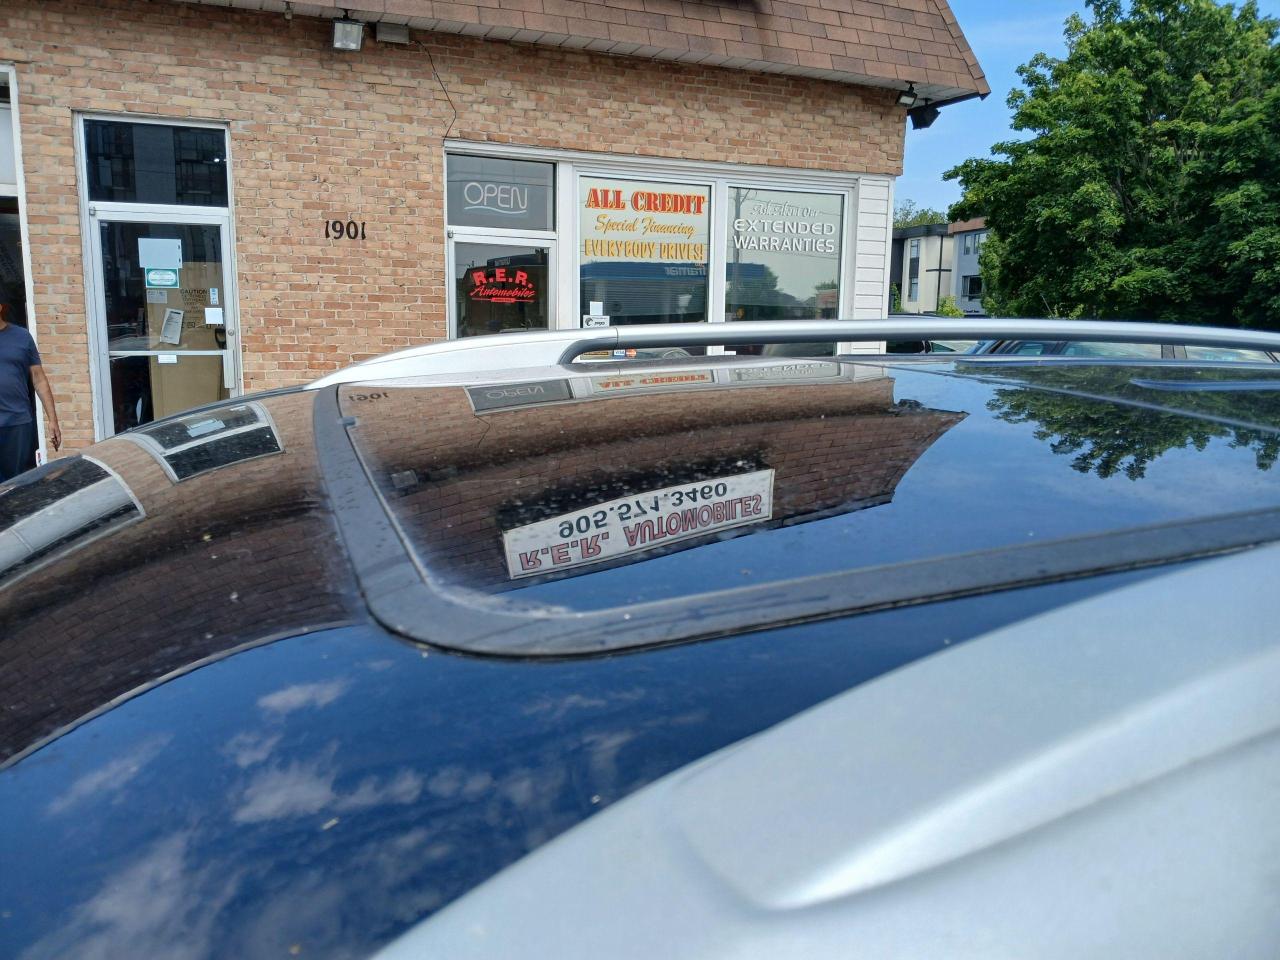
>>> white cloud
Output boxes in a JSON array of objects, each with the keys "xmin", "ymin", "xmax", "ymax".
[
  {"xmin": 337, "ymin": 770, "xmax": 423, "ymax": 811},
  {"xmin": 46, "ymin": 736, "xmax": 171, "ymax": 816},
  {"xmin": 18, "ymin": 832, "xmax": 242, "ymax": 960},
  {"xmin": 233, "ymin": 759, "xmax": 337, "ymax": 823},
  {"xmin": 232, "ymin": 748, "xmax": 424, "ymax": 824},
  {"xmin": 256, "ymin": 680, "xmax": 347, "ymax": 715},
  {"xmin": 220, "ymin": 731, "xmax": 281, "ymax": 768}
]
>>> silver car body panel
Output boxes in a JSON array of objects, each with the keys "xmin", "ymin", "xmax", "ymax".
[{"xmin": 309, "ymin": 319, "xmax": 1280, "ymax": 387}]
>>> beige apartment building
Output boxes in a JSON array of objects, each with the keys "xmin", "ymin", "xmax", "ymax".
[{"xmin": 0, "ymin": 0, "xmax": 986, "ymax": 457}]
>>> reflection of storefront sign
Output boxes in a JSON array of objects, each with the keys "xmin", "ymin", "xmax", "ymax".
[
  {"xmin": 590, "ymin": 371, "xmax": 715, "ymax": 394},
  {"xmin": 580, "ymin": 178, "xmax": 710, "ymax": 264},
  {"xmin": 467, "ymin": 379, "xmax": 573, "ymax": 412},
  {"xmin": 468, "ymin": 266, "xmax": 536, "ymax": 304},
  {"xmin": 730, "ymin": 362, "xmax": 842, "ymax": 382},
  {"xmin": 502, "ymin": 469, "xmax": 775, "ymax": 579}
]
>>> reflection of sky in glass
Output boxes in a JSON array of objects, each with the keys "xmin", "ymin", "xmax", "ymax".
[{"xmin": 517, "ymin": 367, "xmax": 1280, "ymax": 611}]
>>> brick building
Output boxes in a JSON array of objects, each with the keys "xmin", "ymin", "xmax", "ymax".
[{"xmin": 0, "ymin": 0, "xmax": 986, "ymax": 459}]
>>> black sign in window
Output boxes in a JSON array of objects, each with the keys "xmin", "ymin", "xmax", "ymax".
[{"xmin": 446, "ymin": 155, "xmax": 554, "ymax": 231}]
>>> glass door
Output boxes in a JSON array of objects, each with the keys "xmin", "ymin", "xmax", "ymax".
[
  {"xmin": 449, "ymin": 234, "xmax": 555, "ymax": 339},
  {"xmin": 88, "ymin": 212, "xmax": 239, "ymax": 436}
]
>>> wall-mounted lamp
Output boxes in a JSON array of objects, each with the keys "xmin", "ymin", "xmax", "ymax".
[
  {"xmin": 376, "ymin": 22, "xmax": 411, "ymax": 44},
  {"xmin": 897, "ymin": 84, "xmax": 919, "ymax": 107},
  {"xmin": 332, "ymin": 18, "xmax": 364, "ymax": 51}
]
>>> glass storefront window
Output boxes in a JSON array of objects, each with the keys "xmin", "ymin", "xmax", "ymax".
[
  {"xmin": 454, "ymin": 242, "xmax": 550, "ymax": 338},
  {"xmin": 726, "ymin": 188, "xmax": 843, "ymax": 319},
  {"xmin": 726, "ymin": 187, "xmax": 843, "ymax": 356},
  {"xmin": 96, "ymin": 220, "xmax": 234, "ymax": 435},
  {"xmin": 579, "ymin": 177, "xmax": 710, "ymax": 329},
  {"xmin": 446, "ymin": 155, "xmax": 555, "ymax": 231},
  {"xmin": 109, "ymin": 354, "xmax": 230, "ymax": 433},
  {"xmin": 99, "ymin": 222, "xmax": 226, "ymax": 352},
  {"xmin": 0, "ymin": 198, "xmax": 26, "ymax": 329},
  {"xmin": 84, "ymin": 120, "xmax": 228, "ymax": 206}
]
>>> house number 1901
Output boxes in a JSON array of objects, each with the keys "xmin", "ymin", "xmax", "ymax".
[{"xmin": 325, "ymin": 219, "xmax": 367, "ymax": 240}]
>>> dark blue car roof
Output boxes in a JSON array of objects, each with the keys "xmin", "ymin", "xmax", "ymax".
[{"xmin": 2, "ymin": 356, "xmax": 1279, "ymax": 957}]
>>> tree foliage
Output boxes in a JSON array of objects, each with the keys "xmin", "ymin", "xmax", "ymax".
[
  {"xmin": 935, "ymin": 295, "xmax": 966, "ymax": 317},
  {"xmin": 946, "ymin": 0, "xmax": 1280, "ymax": 327},
  {"xmin": 894, "ymin": 199, "xmax": 948, "ymax": 228}
]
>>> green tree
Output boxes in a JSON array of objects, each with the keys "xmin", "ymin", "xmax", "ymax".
[
  {"xmin": 894, "ymin": 199, "xmax": 948, "ymax": 229},
  {"xmin": 946, "ymin": 0, "xmax": 1280, "ymax": 328},
  {"xmin": 936, "ymin": 295, "xmax": 966, "ymax": 317}
]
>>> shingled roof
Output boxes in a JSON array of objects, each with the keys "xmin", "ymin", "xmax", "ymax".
[{"xmin": 181, "ymin": 0, "xmax": 988, "ymax": 102}]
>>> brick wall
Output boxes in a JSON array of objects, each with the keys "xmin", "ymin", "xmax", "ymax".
[{"xmin": 3, "ymin": 0, "xmax": 908, "ymax": 453}]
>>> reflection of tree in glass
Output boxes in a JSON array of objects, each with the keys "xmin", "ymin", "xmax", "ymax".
[
  {"xmin": 725, "ymin": 263, "xmax": 803, "ymax": 321},
  {"xmin": 972, "ymin": 367, "xmax": 1280, "ymax": 480}
]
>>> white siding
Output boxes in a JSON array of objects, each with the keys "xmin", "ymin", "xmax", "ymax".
[{"xmin": 845, "ymin": 175, "xmax": 893, "ymax": 352}]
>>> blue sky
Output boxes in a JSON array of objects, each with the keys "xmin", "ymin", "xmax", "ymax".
[{"xmin": 899, "ymin": 0, "xmax": 1280, "ymax": 215}]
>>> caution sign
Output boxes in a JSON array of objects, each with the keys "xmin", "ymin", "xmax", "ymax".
[{"xmin": 503, "ymin": 469, "xmax": 775, "ymax": 579}]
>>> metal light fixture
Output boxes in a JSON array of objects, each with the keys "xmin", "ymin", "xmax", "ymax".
[
  {"xmin": 897, "ymin": 84, "xmax": 919, "ymax": 107},
  {"xmin": 332, "ymin": 18, "xmax": 364, "ymax": 51},
  {"xmin": 376, "ymin": 21, "xmax": 411, "ymax": 44}
]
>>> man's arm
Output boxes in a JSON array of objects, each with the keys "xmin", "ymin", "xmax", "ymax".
[{"xmin": 30, "ymin": 365, "xmax": 61, "ymax": 451}]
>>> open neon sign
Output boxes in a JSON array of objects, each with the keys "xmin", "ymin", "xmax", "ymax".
[{"xmin": 469, "ymin": 267, "xmax": 537, "ymax": 304}]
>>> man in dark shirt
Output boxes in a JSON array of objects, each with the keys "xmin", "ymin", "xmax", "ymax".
[{"xmin": 0, "ymin": 303, "xmax": 60, "ymax": 482}]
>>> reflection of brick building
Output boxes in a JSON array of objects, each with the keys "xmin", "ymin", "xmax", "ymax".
[
  {"xmin": 347, "ymin": 377, "xmax": 964, "ymax": 589},
  {"xmin": 0, "ymin": 375, "xmax": 962, "ymax": 761},
  {"xmin": 0, "ymin": 392, "xmax": 357, "ymax": 762}
]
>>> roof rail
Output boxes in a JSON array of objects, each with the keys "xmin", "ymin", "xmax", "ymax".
[{"xmin": 310, "ymin": 320, "xmax": 1280, "ymax": 387}]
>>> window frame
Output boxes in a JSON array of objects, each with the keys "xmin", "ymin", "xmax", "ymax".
[
  {"xmin": 75, "ymin": 112, "xmax": 240, "ymax": 441},
  {"xmin": 575, "ymin": 171, "xmax": 714, "ymax": 328},
  {"xmin": 445, "ymin": 231, "xmax": 558, "ymax": 340},
  {"xmin": 1, "ymin": 64, "xmax": 43, "ymax": 459},
  {"xmin": 444, "ymin": 142, "xmax": 864, "ymax": 352}
]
